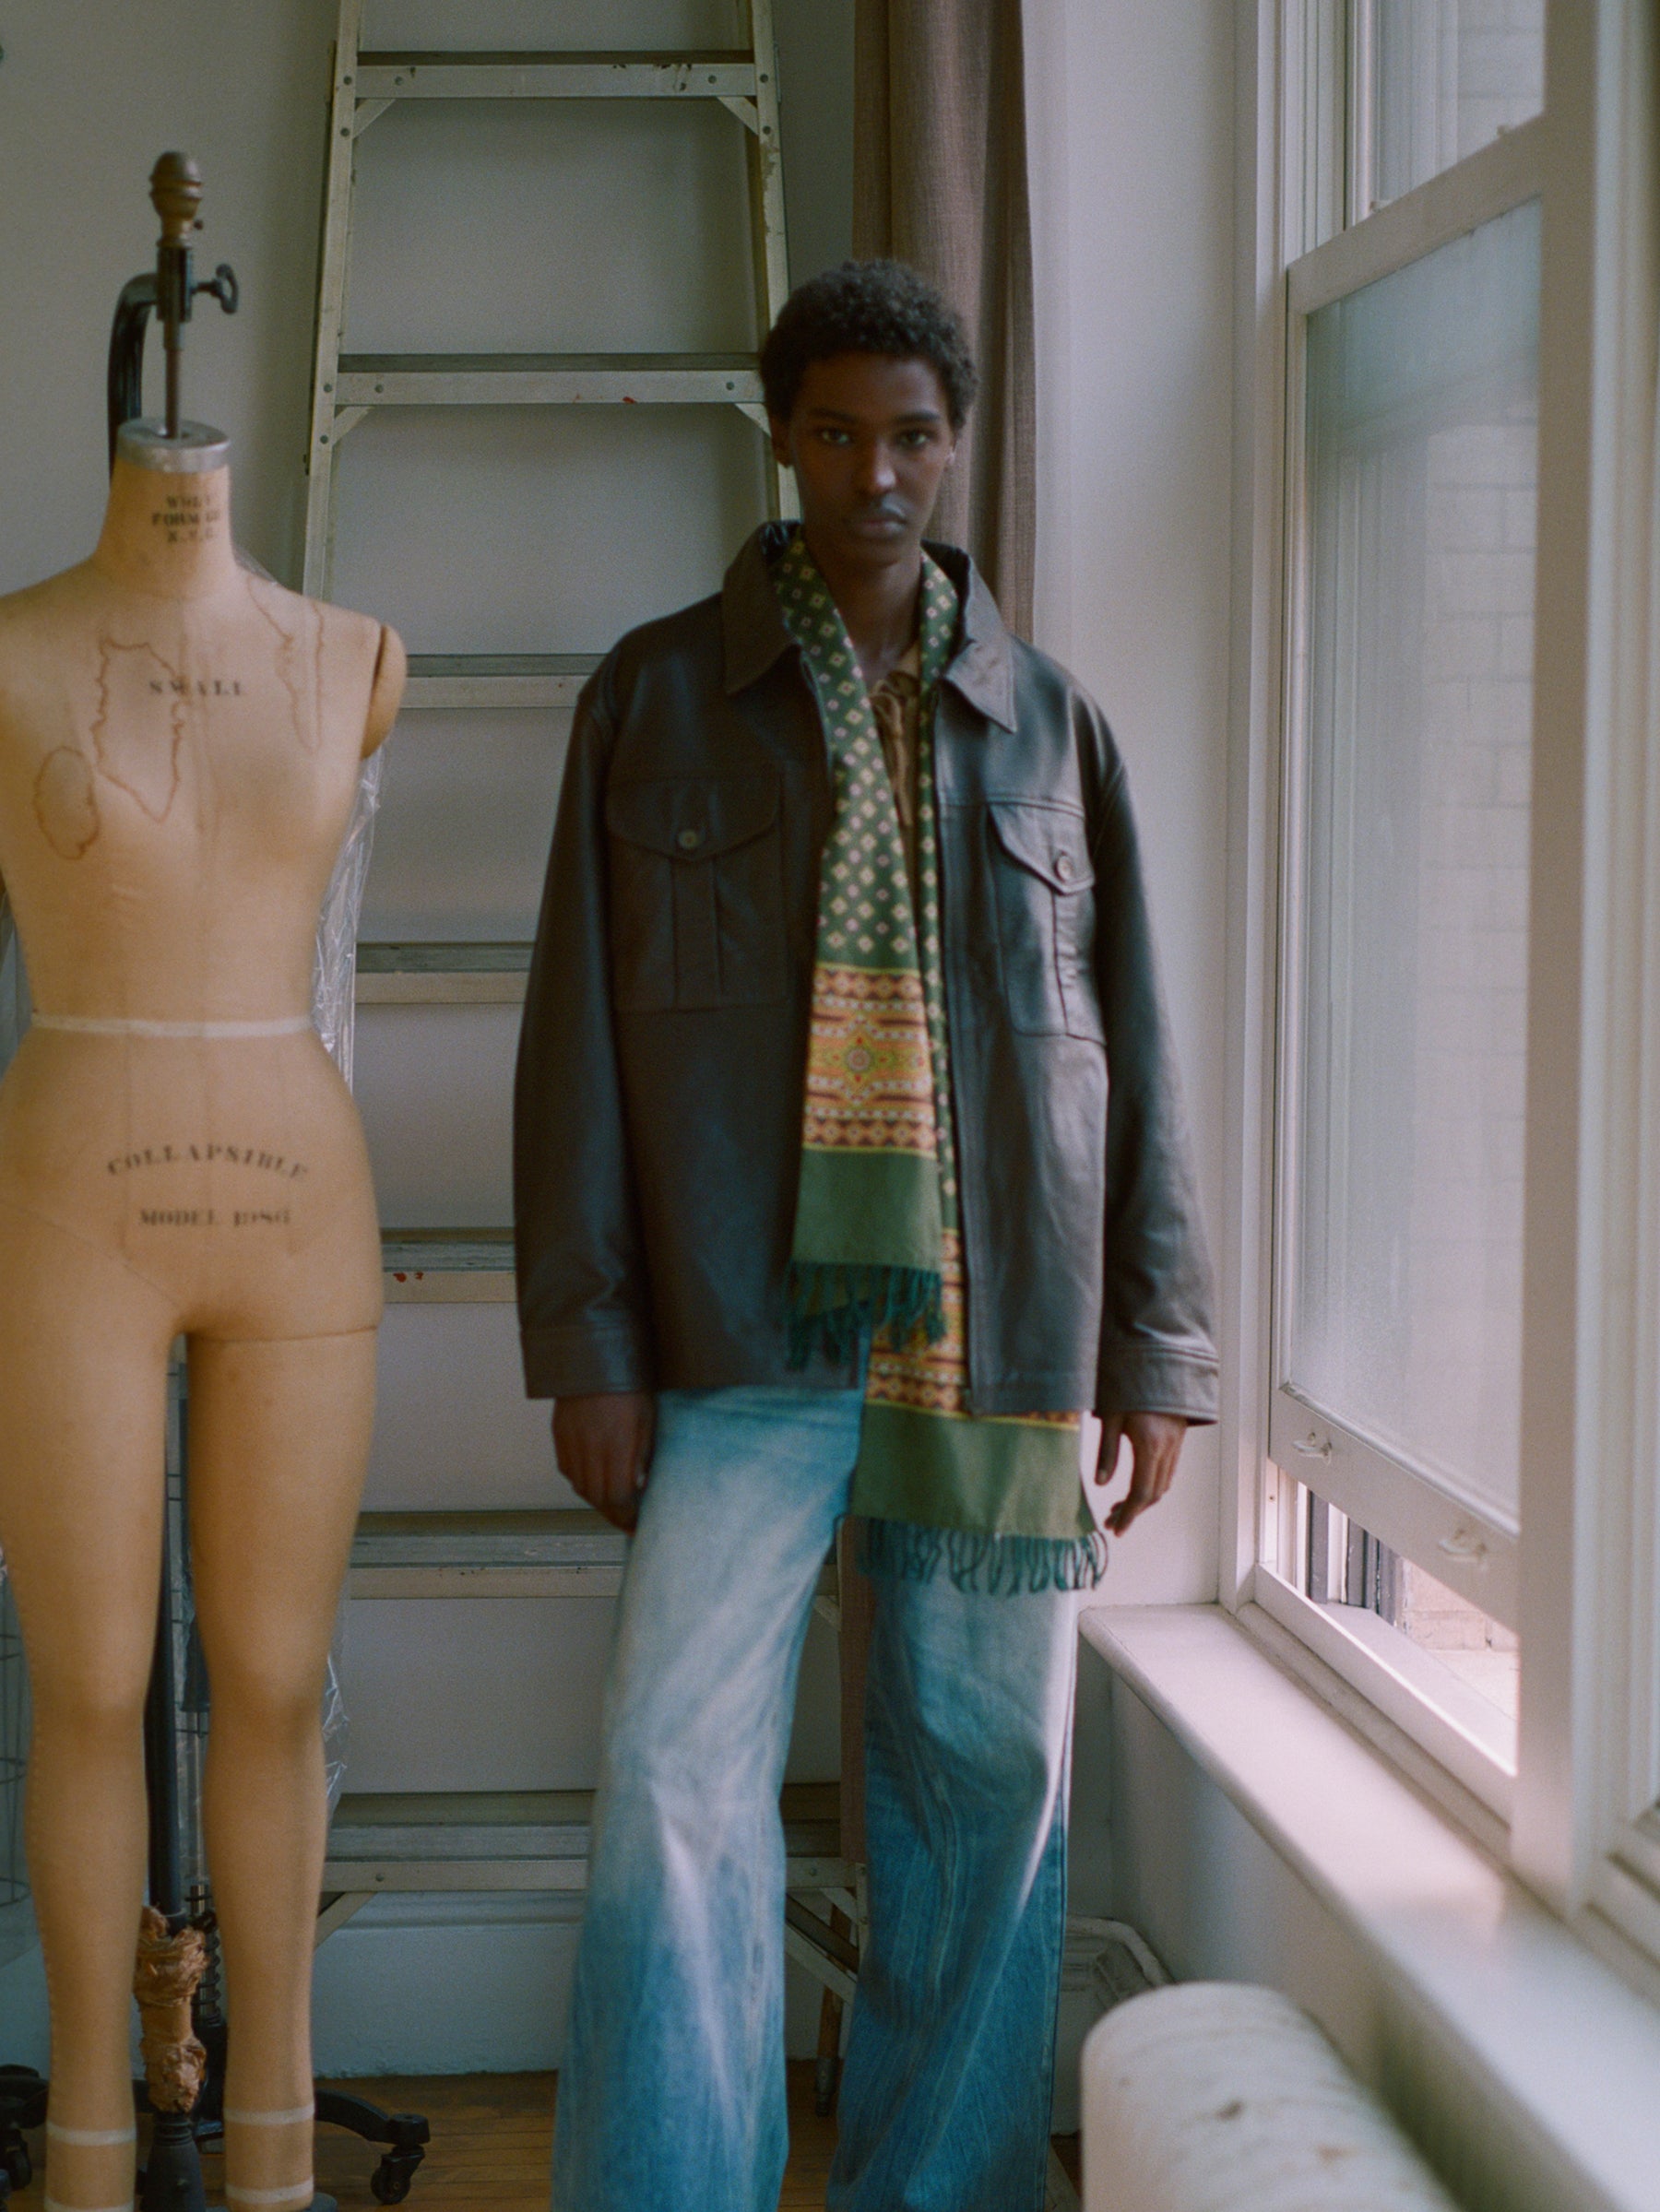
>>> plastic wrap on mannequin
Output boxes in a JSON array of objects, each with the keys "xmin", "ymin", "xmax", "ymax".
[{"xmin": 0, "ymin": 418, "xmax": 405, "ymax": 2212}]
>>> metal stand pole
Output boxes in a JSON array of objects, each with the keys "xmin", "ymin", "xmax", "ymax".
[{"xmin": 137, "ymin": 1532, "xmax": 206, "ymax": 2212}]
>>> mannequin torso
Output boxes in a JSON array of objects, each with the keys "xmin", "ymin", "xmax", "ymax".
[
  {"xmin": 0, "ymin": 431, "xmax": 402, "ymax": 1333},
  {"xmin": 0, "ymin": 438, "xmax": 398, "ymax": 1020}
]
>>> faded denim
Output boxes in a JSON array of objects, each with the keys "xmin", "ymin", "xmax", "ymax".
[{"xmin": 551, "ymin": 1379, "xmax": 1079, "ymax": 2212}]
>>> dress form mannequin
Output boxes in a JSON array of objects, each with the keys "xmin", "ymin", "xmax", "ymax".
[{"xmin": 0, "ymin": 420, "xmax": 404, "ymax": 2212}]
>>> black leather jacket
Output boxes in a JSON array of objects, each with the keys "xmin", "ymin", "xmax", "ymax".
[{"xmin": 515, "ymin": 526, "xmax": 1217, "ymax": 1421}]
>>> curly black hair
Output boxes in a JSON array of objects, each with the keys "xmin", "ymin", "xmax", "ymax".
[{"xmin": 759, "ymin": 259, "xmax": 978, "ymax": 430}]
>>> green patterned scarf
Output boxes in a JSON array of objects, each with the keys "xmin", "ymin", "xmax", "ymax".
[{"xmin": 775, "ymin": 531, "xmax": 1104, "ymax": 1591}]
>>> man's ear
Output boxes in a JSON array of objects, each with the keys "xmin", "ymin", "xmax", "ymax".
[{"xmin": 768, "ymin": 415, "xmax": 793, "ymax": 469}]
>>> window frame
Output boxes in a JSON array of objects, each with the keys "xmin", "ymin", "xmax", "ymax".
[
  {"xmin": 1271, "ymin": 67, "xmax": 1544, "ymax": 1820},
  {"xmin": 1510, "ymin": 0, "xmax": 1660, "ymax": 1970},
  {"xmin": 1227, "ymin": 0, "xmax": 1660, "ymax": 1936},
  {"xmin": 1264, "ymin": 124, "xmax": 1544, "ymax": 1776}
]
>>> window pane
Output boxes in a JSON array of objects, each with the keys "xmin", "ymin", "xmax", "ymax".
[
  {"xmin": 1290, "ymin": 200, "xmax": 1540, "ymax": 1527},
  {"xmin": 1372, "ymin": 0, "xmax": 1545, "ymax": 208},
  {"xmin": 1296, "ymin": 1485, "xmax": 1518, "ymax": 1759}
]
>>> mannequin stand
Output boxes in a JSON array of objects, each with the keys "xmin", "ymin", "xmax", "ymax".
[{"xmin": 0, "ymin": 2068, "xmax": 43, "ymax": 2200}]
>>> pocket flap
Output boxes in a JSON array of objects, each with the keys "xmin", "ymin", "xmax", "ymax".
[
  {"xmin": 989, "ymin": 801, "xmax": 1095, "ymax": 893},
  {"xmin": 607, "ymin": 774, "xmax": 779, "ymax": 860}
]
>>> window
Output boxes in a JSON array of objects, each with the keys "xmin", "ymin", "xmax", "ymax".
[
  {"xmin": 1264, "ymin": 187, "xmax": 1541, "ymax": 1810},
  {"xmin": 1363, "ymin": 0, "xmax": 1545, "ymax": 211},
  {"xmin": 1286, "ymin": 1482, "xmax": 1517, "ymax": 1777},
  {"xmin": 1255, "ymin": 48, "xmax": 1543, "ymax": 1817},
  {"xmin": 1236, "ymin": 0, "xmax": 1660, "ymax": 1927},
  {"xmin": 1290, "ymin": 204, "xmax": 1538, "ymax": 1540}
]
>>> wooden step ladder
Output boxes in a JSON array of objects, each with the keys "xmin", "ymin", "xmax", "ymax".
[{"xmin": 302, "ymin": 0, "xmax": 860, "ymax": 2073}]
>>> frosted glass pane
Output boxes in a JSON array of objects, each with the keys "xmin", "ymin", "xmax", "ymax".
[
  {"xmin": 1290, "ymin": 200, "xmax": 1539, "ymax": 1525},
  {"xmin": 1373, "ymin": 0, "xmax": 1544, "ymax": 207}
]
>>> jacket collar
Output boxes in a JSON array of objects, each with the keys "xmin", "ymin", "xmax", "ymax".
[{"xmin": 720, "ymin": 523, "xmax": 1017, "ymax": 732}]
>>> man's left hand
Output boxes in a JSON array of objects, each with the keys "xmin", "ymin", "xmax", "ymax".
[{"xmin": 1095, "ymin": 1411, "xmax": 1189, "ymax": 1535}]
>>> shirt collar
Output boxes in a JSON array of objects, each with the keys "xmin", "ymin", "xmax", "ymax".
[{"xmin": 719, "ymin": 524, "xmax": 1017, "ymax": 732}]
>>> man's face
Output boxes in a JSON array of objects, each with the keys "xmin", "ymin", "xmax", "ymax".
[{"xmin": 770, "ymin": 353, "xmax": 957, "ymax": 569}]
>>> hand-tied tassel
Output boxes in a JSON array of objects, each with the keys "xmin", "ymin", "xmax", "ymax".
[
  {"xmin": 859, "ymin": 1516, "xmax": 1109, "ymax": 1595},
  {"xmin": 786, "ymin": 1262, "xmax": 946, "ymax": 1368},
  {"xmin": 133, "ymin": 1904, "xmax": 208, "ymax": 2112}
]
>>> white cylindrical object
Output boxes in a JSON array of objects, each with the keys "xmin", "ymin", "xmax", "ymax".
[{"xmin": 1083, "ymin": 1983, "xmax": 1457, "ymax": 2212}]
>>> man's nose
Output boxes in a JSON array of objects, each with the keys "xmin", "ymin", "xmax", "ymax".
[{"xmin": 853, "ymin": 440, "xmax": 898, "ymax": 495}]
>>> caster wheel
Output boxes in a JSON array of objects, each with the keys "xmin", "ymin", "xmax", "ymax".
[
  {"xmin": 1, "ymin": 2145, "xmax": 30, "ymax": 2192},
  {"xmin": 370, "ymin": 2161, "xmax": 412, "ymax": 2205}
]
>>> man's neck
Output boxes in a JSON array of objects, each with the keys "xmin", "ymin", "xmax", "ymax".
[{"xmin": 801, "ymin": 525, "xmax": 922, "ymax": 691}]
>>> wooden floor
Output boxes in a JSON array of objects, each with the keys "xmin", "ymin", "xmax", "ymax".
[
  {"xmin": 13, "ymin": 2070, "xmax": 1081, "ymax": 2208},
  {"xmin": 9, "ymin": 2066, "xmax": 836, "ymax": 2211}
]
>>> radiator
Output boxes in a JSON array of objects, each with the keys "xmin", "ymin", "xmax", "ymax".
[{"xmin": 1082, "ymin": 1983, "xmax": 1459, "ymax": 2211}]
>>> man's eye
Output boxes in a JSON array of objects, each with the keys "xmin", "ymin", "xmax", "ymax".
[{"xmin": 817, "ymin": 428, "xmax": 852, "ymax": 445}]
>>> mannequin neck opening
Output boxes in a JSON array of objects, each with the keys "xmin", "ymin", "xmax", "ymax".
[{"xmin": 92, "ymin": 432, "xmax": 241, "ymax": 601}]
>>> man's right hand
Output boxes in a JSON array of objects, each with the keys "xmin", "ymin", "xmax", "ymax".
[{"xmin": 552, "ymin": 1391, "xmax": 657, "ymax": 1533}]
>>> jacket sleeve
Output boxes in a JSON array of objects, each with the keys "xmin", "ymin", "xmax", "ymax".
[
  {"xmin": 513, "ymin": 667, "xmax": 655, "ymax": 1399},
  {"xmin": 1092, "ymin": 744, "xmax": 1220, "ymax": 1423}
]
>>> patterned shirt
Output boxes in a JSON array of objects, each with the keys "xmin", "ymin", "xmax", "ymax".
[{"xmin": 869, "ymin": 638, "xmax": 925, "ymax": 905}]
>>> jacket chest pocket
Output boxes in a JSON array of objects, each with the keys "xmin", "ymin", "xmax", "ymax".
[
  {"xmin": 607, "ymin": 774, "xmax": 787, "ymax": 1011},
  {"xmin": 987, "ymin": 800, "xmax": 1104, "ymax": 1041}
]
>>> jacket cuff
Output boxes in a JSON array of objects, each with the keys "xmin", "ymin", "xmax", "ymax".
[
  {"xmin": 519, "ymin": 1320, "xmax": 653, "ymax": 1401},
  {"xmin": 1096, "ymin": 1344, "xmax": 1219, "ymax": 1425}
]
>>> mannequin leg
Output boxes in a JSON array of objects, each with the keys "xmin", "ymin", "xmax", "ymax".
[
  {"xmin": 186, "ymin": 1331, "xmax": 377, "ymax": 2212},
  {"xmin": 0, "ymin": 1211, "xmax": 177, "ymax": 2212}
]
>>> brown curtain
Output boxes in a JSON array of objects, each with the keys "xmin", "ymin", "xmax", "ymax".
[{"xmin": 853, "ymin": 0, "xmax": 1038, "ymax": 636}]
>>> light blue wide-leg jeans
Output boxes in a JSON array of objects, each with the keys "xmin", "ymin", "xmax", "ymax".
[{"xmin": 551, "ymin": 1380, "xmax": 1079, "ymax": 2212}]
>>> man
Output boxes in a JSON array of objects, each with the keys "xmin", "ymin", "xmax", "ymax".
[{"xmin": 515, "ymin": 260, "xmax": 1215, "ymax": 2212}]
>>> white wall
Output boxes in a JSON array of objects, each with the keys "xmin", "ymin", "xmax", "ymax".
[
  {"xmin": 0, "ymin": 0, "xmax": 338, "ymax": 593},
  {"xmin": 1027, "ymin": 0, "xmax": 1237, "ymax": 1604}
]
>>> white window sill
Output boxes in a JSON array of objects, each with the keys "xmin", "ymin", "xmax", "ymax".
[{"xmin": 1081, "ymin": 1603, "xmax": 1660, "ymax": 2212}]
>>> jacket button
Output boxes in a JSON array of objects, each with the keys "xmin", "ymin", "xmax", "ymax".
[
  {"xmin": 677, "ymin": 828, "xmax": 703, "ymax": 852},
  {"xmin": 1054, "ymin": 851, "xmax": 1073, "ymax": 882}
]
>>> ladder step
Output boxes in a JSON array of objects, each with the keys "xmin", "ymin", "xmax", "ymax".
[
  {"xmin": 358, "ymin": 941, "xmax": 532, "ymax": 1006},
  {"xmin": 351, "ymin": 1507, "xmax": 626, "ymax": 1597},
  {"xmin": 355, "ymin": 51, "xmax": 758, "ymax": 101},
  {"xmin": 402, "ymin": 653, "xmax": 601, "ymax": 710},
  {"xmin": 383, "ymin": 1227, "xmax": 515, "ymax": 1304},
  {"xmin": 336, "ymin": 352, "xmax": 763, "ymax": 408},
  {"xmin": 349, "ymin": 1507, "xmax": 839, "ymax": 1604},
  {"xmin": 323, "ymin": 1783, "xmax": 847, "ymax": 1893}
]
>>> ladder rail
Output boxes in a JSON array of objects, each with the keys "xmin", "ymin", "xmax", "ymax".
[
  {"xmin": 746, "ymin": 0, "xmax": 796, "ymax": 519},
  {"xmin": 303, "ymin": 0, "xmax": 365, "ymax": 597}
]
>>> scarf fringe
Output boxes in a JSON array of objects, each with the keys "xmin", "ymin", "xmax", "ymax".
[
  {"xmin": 786, "ymin": 1263, "xmax": 946, "ymax": 1369},
  {"xmin": 857, "ymin": 1516, "xmax": 1109, "ymax": 1596}
]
